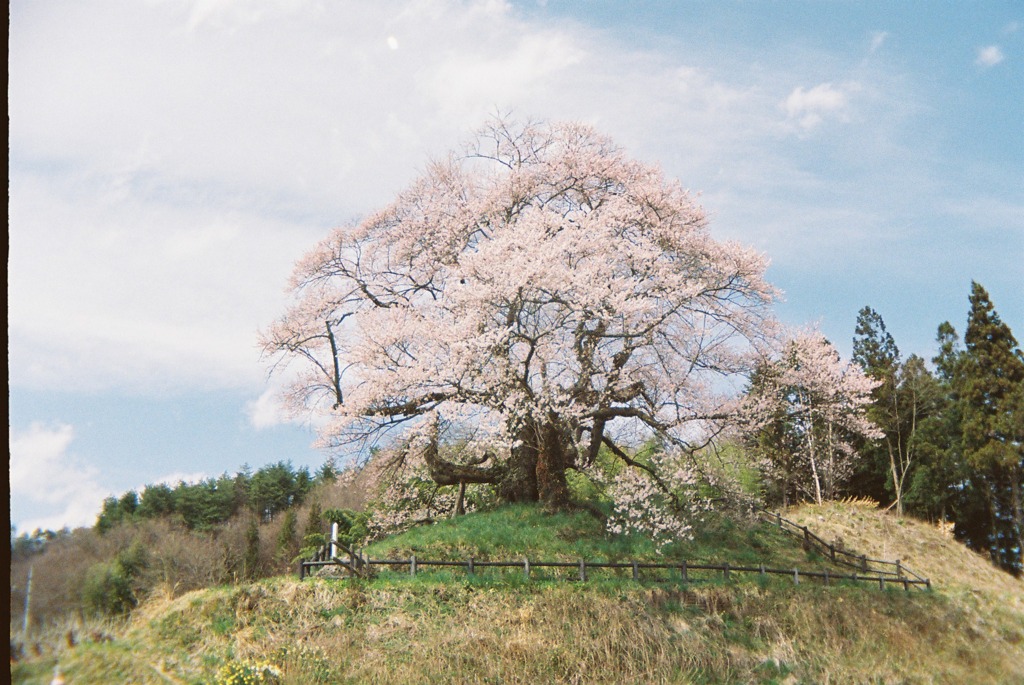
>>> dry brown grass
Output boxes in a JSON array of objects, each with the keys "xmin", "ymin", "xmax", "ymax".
[{"xmin": 784, "ymin": 502, "xmax": 1024, "ymax": 618}]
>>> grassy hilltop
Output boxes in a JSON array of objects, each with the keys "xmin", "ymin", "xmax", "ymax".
[{"xmin": 12, "ymin": 501, "xmax": 1024, "ymax": 684}]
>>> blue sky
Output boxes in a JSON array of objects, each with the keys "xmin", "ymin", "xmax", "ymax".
[{"xmin": 9, "ymin": 0, "xmax": 1022, "ymax": 533}]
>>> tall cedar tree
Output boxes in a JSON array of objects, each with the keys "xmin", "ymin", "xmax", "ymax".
[{"xmin": 960, "ymin": 282, "xmax": 1024, "ymax": 573}]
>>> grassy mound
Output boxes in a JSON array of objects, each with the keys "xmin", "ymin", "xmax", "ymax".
[
  {"xmin": 363, "ymin": 504, "xmax": 837, "ymax": 572},
  {"xmin": 12, "ymin": 503, "xmax": 1024, "ymax": 684}
]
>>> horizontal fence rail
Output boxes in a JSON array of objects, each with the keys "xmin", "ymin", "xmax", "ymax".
[{"xmin": 299, "ymin": 552, "xmax": 930, "ymax": 592}]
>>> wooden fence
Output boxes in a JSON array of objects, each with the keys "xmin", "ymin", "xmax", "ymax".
[
  {"xmin": 753, "ymin": 507, "xmax": 929, "ymax": 588},
  {"xmin": 299, "ymin": 542, "xmax": 930, "ymax": 592}
]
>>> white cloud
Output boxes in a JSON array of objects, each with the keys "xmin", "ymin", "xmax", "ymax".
[
  {"xmin": 9, "ymin": 423, "xmax": 110, "ymax": 532},
  {"xmin": 7, "ymin": 168, "xmax": 320, "ymax": 393},
  {"xmin": 976, "ymin": 45, "xmax": 1005, "ymax": 68},
  {"xmin": 144, "ymin": 471, "xmax": 210, "ymax": 488},
  {"xmin": 246, "ymin": 387, "xmax": 291, "ymax": 430},
  {"xmin": 426, "ymin": 32, "xmax": 586, "ymax": 118},
  {"xmin": 782, "ymin": 82, "xmax": 856, "ymax": 130},
  {"xmin": 8, "ymin": 0, "xmax": 746, "ymax": 396}
]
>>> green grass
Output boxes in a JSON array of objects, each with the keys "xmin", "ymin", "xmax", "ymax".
[{"xmin": 369, "ymin": 504, "xmax": 823, "ymax": 564}]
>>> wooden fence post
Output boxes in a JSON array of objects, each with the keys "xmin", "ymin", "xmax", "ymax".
[
  {"xmin": 793, "ymin": 568, "xmax": 799, "ymax": 585},
  {"xmin": 878, "ymin": 575, "xmax": 885, "ymax": 591},
  {"xmin": 681, "ymin": 561, "xmax": 688, "ymax": 582},
  {"xmin": 468, "ymin": 557, "xmax": 475, "ymax": 576},
  {"xmin": 896, "ymin": 559, "xmax": 902, "ymax": 579},
  {"xmin": 523, "ymin": 557, "xmax": 530, "ymax": 580},
  {"xmin": 410, "ymin": 555, "xmax": 417, "ymax": 577},
  {"xmin": 579, "ymin": 559, "xmax": 587, "ymax": 582},
  {"xmin": 723, "ymin": 563, "xmax": 730, "ymax": 580},
  {"xmin": 632, "ymin": 561, "xmax": 639, "ymax": 581}
]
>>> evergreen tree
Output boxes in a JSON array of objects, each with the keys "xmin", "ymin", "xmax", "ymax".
[
  {"xmin": 250, "ymin": 461, "xmax": 308, "ymax": 522},
  {"xmin": 234, "ymin": 465, "xmax": 253, "ymax": 513},
  {"xmin": 243, "ymin": 518, "xmax": 262, "ymax": 580},
  {"xmin": 316, "ymin": 457, "xmax": 339, "ymax": 484},
  {"xmin": 95, "ymin": 493, "xmax": 140, "ymax": 533},
  {"xmin": 275, "ymin": 509, "xmax": 298, "ymax": 565},
  {"xmin": 905, "ymin": 323, "xmax": 972, "ymax": 528},
  {"xmin": 138, "ymin": 483, "xmax": 176, "ymax": 519},
  {"xmin": 173, "ymin": 478, "xmax": 236, "ymax": 530},
  {"xmin": 959, "ymin": 282, "xmax": 1024, "ymax": 573},
  {"xmin": 852, "ymin": 307, "xmax": 942, "ymax": 516},
  {"xmin": 851, "ymin": 306, "xmax": 901, "ymax": 506},
  {"xmin": 303, "ymin": 500, "xmax": 324, "ymax": 542}
]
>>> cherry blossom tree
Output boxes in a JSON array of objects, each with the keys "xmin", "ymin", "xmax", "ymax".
[
  {"xmin": 262, "ymin": 116, "xmax": 778, "ymax": 512},
  {"xmin": 743, "ymin": 331, "xmax": 881, "ymax": 505}
]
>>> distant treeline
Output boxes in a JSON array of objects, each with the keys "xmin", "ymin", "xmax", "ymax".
[
  {"xmin": 10, "ymin": 459, "xmax": 340, "ymax": 568},
  {"xmin": 94, "ymin": 459, "xmax": 339, "ymax": 533}
]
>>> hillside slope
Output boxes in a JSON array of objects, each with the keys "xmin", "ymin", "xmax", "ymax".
[{"xmin": 12, "ymin": 503, "xmax": 1024, "ymax": 684}]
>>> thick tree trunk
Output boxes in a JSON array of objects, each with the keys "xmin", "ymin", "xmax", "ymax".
[
  {"xmin": 535, "ymin": 420, "xmax": 572, "ymax": 510},
  {"xmin": 496, "ymin": 418, "xmax": 573, "ymax": 508},
  {"xmin": 497, "ymin": 443, "xmax": 539, "ymax": 503}
]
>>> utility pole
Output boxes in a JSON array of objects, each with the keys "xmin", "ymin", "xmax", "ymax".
[{"xmin": 22, "ymin": 565, "xmax": 33, "ymax": 636}]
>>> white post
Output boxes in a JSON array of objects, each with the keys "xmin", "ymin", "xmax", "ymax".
[
  {"xmin": 331, "ymin": 522, "xmax": 339, "ymax": 559},
  {"xmin": 23, "ymin": 565, "xmax": 33, "ymax": 636}
]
